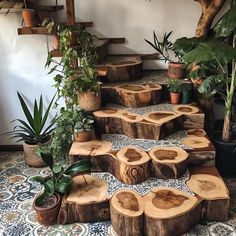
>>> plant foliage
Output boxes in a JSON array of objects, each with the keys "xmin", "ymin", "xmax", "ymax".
[{"xmin": 167, "ymin": 79, "xmax": 182, "ymax": 93}]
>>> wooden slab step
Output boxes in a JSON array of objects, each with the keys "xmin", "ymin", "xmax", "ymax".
[
  {"xmin": 102, "ymin": 84, "xmax": 162, "ymax": 108},
  {"xmin": 93, "ymin": 108, "xmax": 183, "ymax": 140},
  {"xmin": 96, "ymin": 56, "xmax": 143, "ymax": 82}
]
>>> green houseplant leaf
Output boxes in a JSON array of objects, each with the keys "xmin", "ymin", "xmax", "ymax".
[{"xmin": 64, "ymin": 159, "xmax": 93, "ymax": 176}]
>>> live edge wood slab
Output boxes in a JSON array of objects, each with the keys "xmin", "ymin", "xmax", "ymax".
[
  {"xmin": 93, "ymin": 104, "xmax": 204, "ymax": 140},
  {"xmin": 58, "ymin": 167, "xmax": 229, "ymax": 235}
]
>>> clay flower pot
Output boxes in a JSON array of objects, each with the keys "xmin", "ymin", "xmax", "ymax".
[
  {"xmin": 170, "ymin": 92, "xmax": 181, "ymax": 104},
  {"xmin": 22, "ymin": 9, "xmax": 36, "ymax": 27},
  {"xmin": 33, "ymin": 192, "xmax": 62, "ymax": 226},
  {"xmin": 74, "ymin": 131, "xmax": 92, "ymax": 142},
  {"xmin": 78, "ymin": 91, "xmax": 101, "ymax": 112},
  {"xmin": 168, "ymin": 62, "xmax": 186, "ymax": 79},
  {"xmin": 53, "ymin": 34, "xmax": 59, "ymax": 50}
]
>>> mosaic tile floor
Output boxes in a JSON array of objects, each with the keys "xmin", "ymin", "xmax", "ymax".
[{"xmin": 0, "ymin": 151, "xmax": 236, "ymax": 236}]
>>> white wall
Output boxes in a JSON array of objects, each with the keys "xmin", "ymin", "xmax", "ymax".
[{"xmin": 0, "ymin": 0, "xmax": 202, "ymax": 145}]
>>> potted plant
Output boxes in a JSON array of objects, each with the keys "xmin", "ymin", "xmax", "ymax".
[
  {"xmin": 178, "ymin": 2, "xmax": 236, "ymax": 176},
  {"xmin": 181, "ymin": 82, "xmax": 192, "ymax": 104},
  {"xmin": 167, "ymin": 79, "xmax": 182, "ymax": 104},
  {"xmin": 32, "ymin": 151, "xmax": 93, "ymax": 226},
  {"xmin": 21, "ymin": 0, "xmax": 37, "ymax": 27},
  {"xmin": 145, "ymin": 31, "xmax": 186, "ymax": 79},
  {"xmin": 2, "ymin": 92, "xmax": 55, "ymax": 167},
  {"xmin": 73, "ymin": 110, "xmax": 94, "ymax": 142}
]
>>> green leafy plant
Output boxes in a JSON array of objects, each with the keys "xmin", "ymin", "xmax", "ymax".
[
  {"xmin": 3, "ymin": 92, "xmax": 55, "ymax": 145},
  {"xmin": 32, "ymin": 151, "xmax": 93, "ymax": 206},
  {"xmin": 167, "ymin": 79, "xmax": 182, "ymax": 93},
  {"xmin": 177, "ymin": 1, "xmax": 236, "ymax": 141},
  {"xmin": 74, "ymin": 111, "xmax": 94, "ymax": 133},
  {"xmin": 145, "ymin": 31, "xmax": 183, "ymax": 63}
]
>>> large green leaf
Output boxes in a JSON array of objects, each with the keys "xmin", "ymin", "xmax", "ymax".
[
  {"xmin": 55, "ymin": 176, "xmax": 72, "ymax": 193},
  {"xmin": 40, "ymin": 151, "xmax": 54, "ymax": 170},
  {"xmin": 31, "ymin": 176, "xmax": 46, "ymax": 184},
  {"xmin": 64, "ymin": 159, "xmax": 93, "ymax": 176},
  {"xmin": 214, "ymin": 4, "xmax": 236, "ymax": 38},
  {"xmin": 33, "ymin": 99, "xmax": 41, "ymax": 137},
  {"xmin": 44, "ymin": 179, "xmax": 54, "ymax": 196}
]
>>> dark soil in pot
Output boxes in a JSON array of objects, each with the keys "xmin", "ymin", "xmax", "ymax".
[{"xmin": 211, "ymin": 131, "xmax": 236, "ymax": 177}]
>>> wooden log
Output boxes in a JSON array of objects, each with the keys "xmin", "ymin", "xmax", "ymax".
[
  {"xmin": 110, "ymin": 190, "xmax": 144, "ymax": 236},
  {"xmin": 115, "ymin": 146, "xmax": 150, "ymax": 184},
  {"xmin": 173, "ymin": 105, "xmax": 199, "ymax": 115},
  {"xmin": 58, "ymin": 174, "xmax": 110, "ymax": 224},
  {"xmin": 187, "ymin": 168, "xmax": 230, "ymax": 222},
  {"xmin": 105, "ymin": 57, "xmax": 143, "ymax": 82},
  {"xmin": 188, "ymin": 150, "xmax": 215, "ymax": 167},
  {"xmin": 143, "ymin": 187, "xmax": 202, "ymax": 236},
  {"xmin": 186, "ymin": 129, "xmax": 206, "ymax": 137},
  {"xmin": 93, "ymin": 108, "xmax": 183, "ymax": 140},
  {"xmin": 149, "ymin": 147, "xmax": 189, "ymax": 179},
  {"xmin": 181, "ymin": 136, "xmax": 211, "ymax": 149},
  {"xmin": 101, "ymin": 84, "xmax": 162, "ymax": 108}
]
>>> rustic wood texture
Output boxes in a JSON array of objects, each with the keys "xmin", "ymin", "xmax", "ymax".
[
  {"xmin": 58, "ymin": 174, "xmax": 110, "ymax": 224},
  {"xmin": 181, "ymin": 136, "xmax": 211, "ymax": 149},
  {"xmin": 187, "ymin": 166, "xmax": 230, "ymax": 222},
  {"xmin": 143, "ymin": 187, "xmax": 202, "ymax": 236},
  {"xmin": 186, "ymin": 129, "xmax": 206, "ymax": 137},
  {"xmin": 101, "ymin": 84, "xmax": 162, "ymax": 108},
  {"xmin": 149, "ymin": 147, "xmax": 189, "ymax": 179},
  {"xmin": 110, "ymin": 190, "xmax": 144, "ymax": 236},
  {"xmin": 93, "ymin": 108, "xmax": 184, "ymax": 140}
]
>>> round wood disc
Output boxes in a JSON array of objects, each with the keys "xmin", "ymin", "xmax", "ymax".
[
  {"xmin": 149, "ymin": 147, "xmax": 189, "ymax": 164},
  {"xmin": 93, "ymin": 108, "xmax": 119, "ymax": 117},
  {"xmin": 115, "ymin": 84, "xmax": 148, "ymax": 93},
  {"xmin": 120, "ymin": 112, "xmax": 143, "ymax": 123},
  {"xmin": 144, "ymin": 111, "xmax": 180, "ymax": 124},
  {"xmin": 111, "ymin": 189, "xmax": 144, "ymax": 217},
  {"xmin": 181, "ymin": 136, "xmax": 210, "ymax": 149},
  {"xmin": 70, "ymin": 140, "xmax": 112, "ymax": 156},
  {"xmin": 117, "ymin": 146, "xmax": 150, "ymax": 165},
  {"xmin": 107, "ymin": 57, "xmax": 142, "ymax": 68},
  {"xmin": 186, "ymin": 174, "xmax": 229, "ymax": 200},
  {"xmin": 66, "ymin": 174, "xmax": 108, "ymax": 204},
  {"xmin": 186, "ymin": 129, "xmax": 206, "ymax": 137},
  {"xmin": 144, "ymin": 83, "xmax": 162, "ymax": 91},
  {"xmin": 143, "ymin": 187, "xmax": 199, "ymax": 219},
  {"xmin": 173, "ymin": 105, "xmax": 199, "ymax": 114}
]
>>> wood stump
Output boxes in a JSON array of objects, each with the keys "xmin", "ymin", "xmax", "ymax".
[
  {"xmin": 187, "ymin": 172, "xmax": 229, "ymax": 221},
  {"xmin": 149, "ymin": 147, "xmax": 189, "ymax": 179},
  {"xmin": 143, "ymin": 187, "xmax": 201, "ymax": 236},
  {"xmin": 173, "ymin": 105, "xmax": 199, "ymax": 115},
  {"xmin": 181, "ymin": 136, "xmax": 211, "ymax": 149},
  {"xmin": 58, "ymin": 175, "xmax": 110, "ymax": 224},
  {"xmin": 101, "ymin": 83, "xmax": 162, "ymax": 108},
  {"xmin": 106, "ymin": 57, "xmax": 143, "ymax": 82},
  {"xmin": 115, "ymin": 146, "xmax": 150, "ymax": 184},
  {"xmin": 93, "ymin": 108, "xmax": 183, "ymax": 140},
  {"xmin": 110, "ymin": 190, "xmax": 144, "ymax": 236},
  {"xmin": 186, "ymin": 129, "xmax": 206, "ymax": 137}
]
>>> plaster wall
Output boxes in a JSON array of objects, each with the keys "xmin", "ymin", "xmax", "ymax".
[{"xmin": 0, "ymin": 0, "xmax": 203, "ymax": 144}]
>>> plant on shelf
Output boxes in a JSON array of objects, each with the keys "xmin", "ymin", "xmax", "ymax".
[
  {"xmin": 73, "ymin": 110, "xmax": 94, "ymax": 142},
  {"xmin": 176, "ymin": 1, "xmax": 236, "ymax": 175},
  {"xmin": 32, "ymin": 151, "xmax": 93, "ymax": 226},
  {"xmin": 2, "ymin": 92, "xmax": 55, "ymax": 167},
  {"xmin": 181, "ymin": 82, "xmax": 192, "ymax": 104},
  {"xmin": 145, "ymin": 31, "xmax": 186, "ymax": 79},
  {"xmin": 167, "ymin": 79, "xmax": 182, "ymax": 104}
]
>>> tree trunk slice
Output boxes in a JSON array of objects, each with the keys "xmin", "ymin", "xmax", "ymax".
[
  {"xmin": 143, "ymin": 187, "xmax": 201, "ymax": 236},
  {"xmin": 173, "ymin": 105, "xmax": 199, "ymax": 115},
  {"xmin": 186, "ymin": 129, "xmax": 206, "ymax": 137},
  {"xmin": 149, "ymin": 147, "xmax": 189, "ymax": 179},
  {"xmin": 187, "ymin": 170, "xmax": 230, "ymax": 221},
  {"xmin": 110, "ymin": 190, "xmax": 144, "ymax": 236},
  {"xmin": 58, "ymin": 174, "xmax": 110, "ymax": 224},
  {"xmin": 93, "ymin": 108, "xmax": 183, "ymax": 140},
  {"xmin": 181, "ymin": 136, "xmax": 211, "ymax": 149},
  {"xmin": 105, "ymin": 57, "xmax": 143, "ymax": 82},
  {"xmin": 115, "ymin": 146, "xmax": 150, "ymax": 184}
]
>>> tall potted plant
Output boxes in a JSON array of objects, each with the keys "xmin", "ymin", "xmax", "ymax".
[
  {"xmin": 2, "ymin": 92, "xmax": 55, "ymax": 167},
  {"xmin": 177, "ymin": 2, "xmax": 236, "ymax": 176},
  {"xmin": 145, "ymin": 31, "xmax": 186, "ymax": 79},
  {"xmin": 32, "ymin": 151, "xmax": 93, "ymax": 226}
]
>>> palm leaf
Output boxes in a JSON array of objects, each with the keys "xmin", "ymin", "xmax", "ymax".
[{"xmin": 11, "ymin": 119, "xmax": 35, "ymax": 135}]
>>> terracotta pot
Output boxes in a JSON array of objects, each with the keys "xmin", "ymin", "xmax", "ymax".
[
  {"xmin": 74, "ymin": 131, "xmax": 92, "ymax": 142},
  {"xmin": 168, "ymin": 62, "xmax": 186, "ymax": 79},
  {"xmin": 53, "ymin": 34, "xmax": 59, "ymax": 50},
  {"xmin": 78, "ymin": 91, "xmax": 101, "ymax": 112},
  {"xmin": 33, "ymin": 192, "xmax": 62, "ymax": 226},
  {"xmin": 22, "ymin": 9, "xmax": 36, "ymax": 27},
  {"xmin": 170, "ymin": 92, "xmax": 181, "ymax": 104}
]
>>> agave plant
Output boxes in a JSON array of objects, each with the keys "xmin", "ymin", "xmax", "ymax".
[
  {"xmin": 4, "ymin": 92, "xmax": 55, "ymax": 144},
  {"xmin": 32, "ymin": 151, "xmax": 93, "ymax": 206}
]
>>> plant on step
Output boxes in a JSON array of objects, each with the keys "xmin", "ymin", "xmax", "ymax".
[
  {"xmin": 74, "ymin": 110, "xmax": 94, "ymax": 133},
  {"xmin": 3, "ymin": 92, "xmax": 55, "ymax": 145},
  {"xmin": 32, "ymin": 151, "xmax": 93, "ymax": 206},
  {"xmin": 167, "ymin": 79, "xmax": 182, "ymax": 93}
]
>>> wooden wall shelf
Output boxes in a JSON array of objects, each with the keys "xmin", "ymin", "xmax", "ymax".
[{"xmin": 26, "ymin": 0, "xmax": 64, "ymax": 12}]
